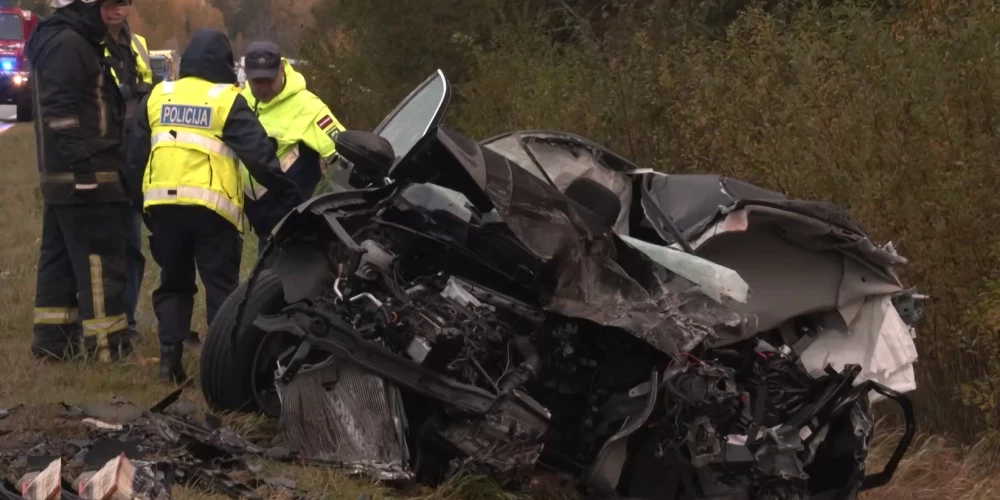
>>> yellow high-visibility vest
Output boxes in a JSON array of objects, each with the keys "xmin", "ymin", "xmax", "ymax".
[
  {"xmin": 106, "ymin": 32, "xmax": 153, "ymax": 86},
  {"xmin": 142, "ymin": 77, "xmax": 245, "ymax": 232},
  {"xmin": 241, "ymin": 59, "xmax": 344, "ymax": 201}
]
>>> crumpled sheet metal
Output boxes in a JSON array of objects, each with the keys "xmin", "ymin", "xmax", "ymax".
[
  {"xmin": 482, "ymin": 131, "xmax": 635, "ymax": 235},
  {"xmin": 485, "ymin": 143, "xmax": 750, "ymax": 353},
  {"xmin": 274, "ymin": 357, "xmax": 413, "ymax": 482},
  {"xmin": 799, "ymin": 294, "xmax": 919, "ymax": 399},
  {"xmin": 434, "ymin": 129, "xmax": 755, "ymax": 355}
]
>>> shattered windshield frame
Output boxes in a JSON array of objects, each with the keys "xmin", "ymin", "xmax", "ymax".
[{"xmin": 376, "ymin": 69, "xmax": 452, "ymax": 171}]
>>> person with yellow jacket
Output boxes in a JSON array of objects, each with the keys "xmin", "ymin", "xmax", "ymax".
[
  {"xmin": 123, "ymin": 29, "xmax": 301, "ymax": 383},
  {"xmin": 100, "ymin": 0, "xmax": 152, "ymax": 340},
  {"xmin": 240, "ymin": 41, "xmax": 345, "ymax": 255}
]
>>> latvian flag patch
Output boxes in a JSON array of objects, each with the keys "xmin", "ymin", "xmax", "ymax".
[{"xmin": 317, "ymin": 115, "xmax": 334, "ymax": 130}]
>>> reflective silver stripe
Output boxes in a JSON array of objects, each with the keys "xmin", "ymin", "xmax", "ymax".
[
  {"xmin": 132, "ymin": 36, "xmax": 150, "ymax": 73},
  {"xmin": 43, "ymin": 171, "xmax": 120, "ymax": 184},
  {"xmin": 280, "ymin": 145, "xmax": 300, "ymax": 172},
  {"xmin": 48, "ymin": 117, "xmax": 79, "ymax": 130},
  {"xmin": 161, "ymin": 81, "xmax": 175, "ymax": 94},
  {"xmin": 151, "ymin": 131, "xmax": 237, "ymax": 160},
  {"xmin": 96, "ymin": 71, "xmax": 106, "ymax": 137},
  {"xmin": 244, "ymin": 146, "xmax": 298, "ymax": 200},
  {"xmin": 207, "ymin": 84, "xmax": 231, "ymax": 98},
  {"xmin": 245, "ymin": 176, "xmax": 269, "ymax": 200},
  {"xmin": 82, "ymin": 315, "xmax": 127, "ymax": 336},
  {"xmin": 145, "ymin": 186, "xmax": 243, "ymax": 225},
  {"xmin": 34, "ymin": 308, "xmax": 79, "ymax": 324}
]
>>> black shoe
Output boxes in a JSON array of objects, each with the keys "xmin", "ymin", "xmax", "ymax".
[
  {"xmin": 125, "ymin": 325, "xmax": 141, "ymax": 343},
  {"xmin": 183, "ymin": 331, "xmax": 201, "ymax": 350},
  {"xmin": 30, "ymin": 328, "xmax": 81, "ymax": 361},
  {"xmin": 159, "ymin": 343, "xmax": 187, "ymax": 384}
]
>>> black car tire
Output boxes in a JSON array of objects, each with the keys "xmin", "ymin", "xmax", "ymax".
[
  {"xmin": 15, "ymin": 88, "xmax": 31, "ymax": 123},
  {"xmin": 200, "ymin": 269, "xmax": 287, "ymax": 415}
]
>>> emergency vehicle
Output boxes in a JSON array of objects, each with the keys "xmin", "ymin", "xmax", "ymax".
[
  {"xmin": 0, "ymin": 5, "xmax": 38, "ymax": 122},
  {"xmin": 149, "ymin": 49, "xmax": 178, "ymax": 83}
]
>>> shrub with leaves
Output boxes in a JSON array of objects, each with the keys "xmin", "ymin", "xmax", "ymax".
[{"xmin": 301, "ymin": 0, "xmax": 1000, "ymax": 440}]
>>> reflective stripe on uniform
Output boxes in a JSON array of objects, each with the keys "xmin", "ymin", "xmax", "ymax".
[
  {"xmin": 280, "ymin": 145, "xmax": 300, "ymax": 172},
  {"xmin": 161, "ymin": 81, "xmax": 175, "ymax": 94},
  {"xmin": 107, "ymin": 34, "xmax": 152, "ymax": 85},
  {"xmin": 207, "ymin": 84, "xmax": 231, "ymax": 98},
  {"xmin": 244, "ymin": 145, "xmax": 298, "ymax": 200},
  {"xmin": 145, "ymin": 185, "xmax": 244, "ymax": 225},
  {"xmin": 152, "ymin": 131, "xmax": 237, "ymax": 160},
  {"xmin": 132, "ymin": 37, "xmax": 150, "ymax": 73},
  {"xmin": 82, "ymin": 315, "xmax": 127, "ymax": 336},
  {"xmin": 86, "ymin": 253, "xmax": 113, "ymax": 362},
  {"xmin": 245, "ymin": 176, "xmax": 268, "ymax": 200},
  {"xmin": 83, "ymin": 315, "xmax": 126, "ymax": 362},
  {"xmin": 42, "ymin": 171, "xmax": 120, "ymax": 184},
  {"xmin": 33, "ymin": 307, "xmax": 79, "ymax": 325},
  {"xmin": 88, "ymin": 255, "xmax": 105, "ymax": 319},
  {"xmin": 47, "ymin": 117, "xmax": 79, "ymax": 130}
]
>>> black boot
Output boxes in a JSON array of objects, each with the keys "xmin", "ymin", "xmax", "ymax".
[
  {"xmin": 159, "ymin": 343, "xmax": 186, "ymax": 383},
  {"xmin": 30, "ymin": 327, "xmax": 82, "ymax": 361},
  {"xmin": 183, "ymin": 331, "xmax": 202, "ymax": 350}
]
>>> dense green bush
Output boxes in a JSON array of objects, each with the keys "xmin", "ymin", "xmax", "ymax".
[{"xmin": 301, "ymin": 0, "xmax": 1000, "ymax": 440}]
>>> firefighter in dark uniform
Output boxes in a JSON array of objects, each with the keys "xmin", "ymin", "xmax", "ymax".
[
  {"xmin": 124, "ymin": 28, "xmax": 301, "ymax": 383},
  {"xmin": 26, "ymin": 0, "xmax": 132, "ymax": 362}
]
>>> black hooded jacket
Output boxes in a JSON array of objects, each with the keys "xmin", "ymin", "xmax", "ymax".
[
  {"xmin": 104, "ymin": 22, "xmax": 154, "ymax": 166},
  {"xmin": 124, "ymin": 29, "xmax": 301, "ymax": 215},
  {"xmin": 26, "ymin": 1, "xmax": 127, "ymax": 205}
]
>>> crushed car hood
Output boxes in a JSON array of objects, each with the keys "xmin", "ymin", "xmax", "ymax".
[{"xmin": 414, "ymin": 127, "xmax": 751, "ymax": 354}]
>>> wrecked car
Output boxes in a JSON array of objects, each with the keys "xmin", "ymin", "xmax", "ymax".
[{"xmin": 199, "ymin": 70, "xmax": 924, "ymax": 499}]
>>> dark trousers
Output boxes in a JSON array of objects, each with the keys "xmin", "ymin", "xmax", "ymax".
[
  {"xmin": 147, "ymin": 205, "xmax": 241, "ymax": 345},
  {"xmin": 32, "ymin": 203, "xmax": 130, "ymax": 360},
  {"xmin": 119, "ymin": 204, "xmax": 145, "ymax": 329}
]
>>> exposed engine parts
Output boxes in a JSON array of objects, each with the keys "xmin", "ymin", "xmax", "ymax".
[{"xmin": 249, "ymin": 235, "xmax": 915, "ymax": 500}]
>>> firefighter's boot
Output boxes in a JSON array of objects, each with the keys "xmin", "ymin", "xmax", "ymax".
[
  {"xmin": 159, "ymin": 343, "xmax": 186, "ymax": 383},
  {"xmin": 30, "ymin": 328, "xmax": 81, "ymax": 361}
]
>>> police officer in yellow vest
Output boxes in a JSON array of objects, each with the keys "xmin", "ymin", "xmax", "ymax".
[
  {"xmin": 124, "ymin": 29, "xmax": 301, "ymax": 383},
  {"xmin": 101, "ymin": 0, "xmax": 152, "ymax": 339},
  {"xmin": 240, "ymin": 41, "xmax": 345, "ymax": 255}
]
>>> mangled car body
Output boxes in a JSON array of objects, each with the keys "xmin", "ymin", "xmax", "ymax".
[{"xmin": 200, "ymin": 70, "xmax": 923, "ymax": 499}]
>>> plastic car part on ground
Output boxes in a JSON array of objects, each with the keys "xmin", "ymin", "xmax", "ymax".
[{"xmin": 0, "ymin": 388, "xmax": 359, "ymax": 500}]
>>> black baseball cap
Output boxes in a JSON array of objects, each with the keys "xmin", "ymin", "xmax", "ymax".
[{"xmin": 244, "ymin": 41, "xmax": 282, "ymax": 80}]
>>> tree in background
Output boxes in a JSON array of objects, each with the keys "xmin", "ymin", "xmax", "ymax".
[
  {"xmin": 10, "ymin": 0, "xmax": 48, "ymax": 15},
  {"xmin": 297, "ymin": 0, "xmax": 1000, "ymax": 443},
  {"xmin": 211, "ymin": 0, "xmax": 318, "ymax": 56},
  {"xmin": 127, "ymin": 0, "xmax": 227, "ymax": 51}
]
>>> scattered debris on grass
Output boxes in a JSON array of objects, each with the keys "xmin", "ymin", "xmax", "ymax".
[{"xmin": 0, "ymin": 387, "xmax": 369, "ymax": 500}]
